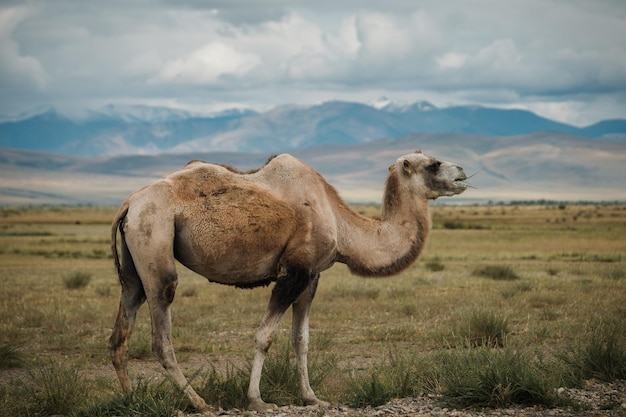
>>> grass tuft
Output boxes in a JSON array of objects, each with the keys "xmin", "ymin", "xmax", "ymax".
[
  {"xmin": 0, "ymin": 342, "xmax": 25, "ymax": 369},
  {"xmin": 79, "ymin": 378, "xmax": 188, "ymax": 417},
  {"xmin": 197, "ymin": 364, "xmax": 250, "ymax": 410},
  {"xmin": 473, "ymin": 265, "xmax": 520, "ymax": 281},
  {"xmin": 26, "ymin": 363, "xmax": 86, "ymax": 416},
  {"xmin": 566, "ymin": 317, "xmax": 626, "ymax": 381},
  {"xmin": 64, "ymin": 270, "xmax": 92, "ymax": 289},
  {"xmin": 348, "ymin": 372, "xmax": 392, "ymax": 408},
  {"xmin": 424, "ymin": 256, "xmax": 445, "ymax": 272},
  {"xmin": 453, "ymin": 308, "xmax": 509, "ymax": 347},
  {"xmin": 438, "ymin": 347, "xmax": 559, "ymax": 409}
]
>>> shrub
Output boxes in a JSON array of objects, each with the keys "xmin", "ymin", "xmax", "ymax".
[
  {"xmin": 473, "ymin": 265, "xmax": 520, "ymax": 281},
  {"xmin": 64, "ymin": 271, "xmax": 92, "ymax": 289}
]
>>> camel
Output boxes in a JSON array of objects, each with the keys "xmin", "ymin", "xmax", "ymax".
[{"xmin": 108, "ymin": 150, "xmax": 467, "ymax": 412}]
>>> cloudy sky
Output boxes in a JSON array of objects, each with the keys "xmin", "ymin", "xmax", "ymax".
[{"xmin": 1, "ymin": 0, "xmax": 625, "ymax": 126}]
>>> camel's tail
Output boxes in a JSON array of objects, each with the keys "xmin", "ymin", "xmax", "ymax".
[{"xmin": 111, "ymin": 200, "xmax": 130, "ymax": 283}]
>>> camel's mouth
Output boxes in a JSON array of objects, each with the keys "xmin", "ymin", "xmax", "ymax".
[
  {"xmin": 451, "ymin": 172, "xmax": 468, "ymax": 193},
  {"xmin": 452, "ymin": 171, "xmax": 478, "ymax": 194}
]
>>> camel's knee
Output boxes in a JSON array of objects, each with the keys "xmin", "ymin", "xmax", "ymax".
[
  {"xmin": 107, "ymin": 329, "xmax": 125, "ymax": 356},
  {"xmin": 254, "ymin": 327, "xmax": 275, "ymax": 354},
  {"xmin": 109, "ymin": 306, "xmax": 132, "ymax": 352},
  {"xmin": 159, "ymin": 275, "xmax": 178, "ymax": 305}
]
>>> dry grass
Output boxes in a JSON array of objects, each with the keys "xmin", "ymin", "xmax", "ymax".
[{"xmin": 0, "ymin": 204, "xmax": 625, "ymax": 413}]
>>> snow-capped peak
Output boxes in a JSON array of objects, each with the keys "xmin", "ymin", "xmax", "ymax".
[{"xmin": 370, "ymin": 97, "xmax": 436, "ymax": 112}]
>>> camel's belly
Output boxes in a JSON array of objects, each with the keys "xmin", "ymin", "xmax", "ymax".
[
  {"xmin": 173, "ymin": 202, "xmax": 294, "ymax": 285},
  {"xmin": 175, "ymin": 236, "xmax": 284, "ymax": 285}
]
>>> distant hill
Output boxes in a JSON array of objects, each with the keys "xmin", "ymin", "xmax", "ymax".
[
  {"xmin": 0, "ymin": 101, "xmax": 623, "ymax": 157},
  {"xmin": 1, "ymin": 131, "xmax": 625, "ymax": 205}
]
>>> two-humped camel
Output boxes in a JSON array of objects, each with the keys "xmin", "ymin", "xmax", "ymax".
[{"xmin": 108, "ymin": 150, "xmax": 467, "ymax": 413}]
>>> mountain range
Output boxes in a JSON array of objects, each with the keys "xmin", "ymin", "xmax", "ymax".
[
  {"xmin": 1, "ymin": 100, "xmax": 625, "ymax": 157},
  {"xmin": 0, "ymin": 100, "xmax": 625, "ymax": 205},
  {"xmin": 1, "ymin": 131, "xmax": 625, "ymax": 206}
]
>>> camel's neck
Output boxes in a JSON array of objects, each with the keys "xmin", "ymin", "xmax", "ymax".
[{"xmin": 335, "ymin": 171, "xmax": 431, "ymax": 277}]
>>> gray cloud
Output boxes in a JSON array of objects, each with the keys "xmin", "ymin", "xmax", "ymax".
[{"xmin": 0, "ymin": 0, "xmax": 624, "ymax": 125}]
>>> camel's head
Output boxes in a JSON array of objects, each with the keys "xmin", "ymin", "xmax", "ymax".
[{"xmin": 391, "ymin": 150, "xmax": 468, "ymax": 199}]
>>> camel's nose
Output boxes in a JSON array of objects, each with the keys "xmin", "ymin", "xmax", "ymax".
[{"xmin": 455, "ymin": 166, "xmax": 467, "ymax": 181}]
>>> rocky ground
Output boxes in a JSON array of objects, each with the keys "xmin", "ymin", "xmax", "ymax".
[{"xmin": 183, "ymin": 380, "xmax": 626, "ymax": 417}]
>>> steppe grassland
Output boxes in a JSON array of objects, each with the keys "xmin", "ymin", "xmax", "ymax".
[{"xmin": 0, "ymin": 204, "xmax": 625, "ymax": 406}]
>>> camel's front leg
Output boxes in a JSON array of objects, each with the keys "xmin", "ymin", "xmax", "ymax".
[
  {"xmin": 248, "ymin": 306, "xmax": 287, "ymax": 412},
  {"xmin": 248, "ymin": 270, "xmax": 311, "ymax": 412},
  {"xmin": 291, "ymin": 273, "xmax": 329, "ymax": 408}
]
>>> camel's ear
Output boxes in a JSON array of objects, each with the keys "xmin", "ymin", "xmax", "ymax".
[
  {"xmin": 388, "ymin": 164, "xmax": 396, "ymax": 172},
  {"xmin": 415, "ymin": 149, "xmax": 422, "ymax": 154},
  {"xmin": 402, "ymin": 159, "xmax": 412, "ymax": 174}
]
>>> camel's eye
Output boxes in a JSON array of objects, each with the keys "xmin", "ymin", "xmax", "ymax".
[{"xmin": 427, "ymin": 161, "xmax": 441, "ymax": 173}]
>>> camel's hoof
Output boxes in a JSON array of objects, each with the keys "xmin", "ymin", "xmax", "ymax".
[
  {"xmin": 177, "ymin": 409, "xmax": 218, "ymax": 417},
  {"xmin": 305, "ymin": 398, "xmax": 331, "ymax": 408},
  {"xmin": 248, "ymin": 399, "xmax": 278, "ymax": 412},
  {"xmin": 188, "ymin": 398, "xmax": 218, "ymax": 415}
]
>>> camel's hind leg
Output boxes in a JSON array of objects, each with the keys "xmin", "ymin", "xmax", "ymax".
[
  {"xmin": 291, "ymin": 273, "xmax": 329, "ymax": 407},
  {"xmin": 108, "ymin": 238, "xmax": 146, "ymax": 393},
  {"xmin": 248, "ymin": 269, "xmax": 311, "ymax": 412},
  {"xmin": 137, "ymin": 261, "xmax": 210, "ymax": 411},
  {"xmin": 122, "ymin": 212, "xmax": 210, "ymax": 412}
]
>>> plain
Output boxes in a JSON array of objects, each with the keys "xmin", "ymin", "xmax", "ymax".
[{"xmin": 0, "ymin": 203, "xmax": 625, "ymax": 415}]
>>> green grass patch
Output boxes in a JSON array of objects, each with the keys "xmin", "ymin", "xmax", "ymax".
[
  {"xmin": 0, "ymin": 342, "xmax": 25, "ymax": 369},
  {"xmin": 1, "ymin": 363, "xmax": 88, "ymax": 416},
  {"xmin": 1, "ymin": 204, "xmax": 625, "ymax": 414},
  {"xmin": 473, "ymin": 265, "xmax": 520, "ymax": 281},
  {"xmin": 452, "ymin": 308, "xmax": 510, "ymax": 347},
  {"xmin": 566, "ymin": 317, "xmax": 626, "ymax": 381},
  {"xmin": 78, "ymin": 378, "xmax": 188, "ymax": 417},
  {"xmin": 346, "ymin": 351, "xmax": 432, "ymax": 408},
  {"xmin": 64, "ymin": 271, "xmax": 92, "ymax": 289},
  {"xmin": 437, "ymin": 347, "xmax": 559, "ymax": 409},
  {"xmin": 197, "ymin": 364, "xmax": 250, "ymax": 410},
  {"xmin": 441, "ymin": 221, "xmax": 488, "ymax": 230},
  {"xmin": 424, "ymin": 256, "xmax": 445, "ymax": 272}
]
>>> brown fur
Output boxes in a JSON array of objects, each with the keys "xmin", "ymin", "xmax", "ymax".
[{"xmin": 108, "ymin": 151, "xmax": 467, "ymax": 412}]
